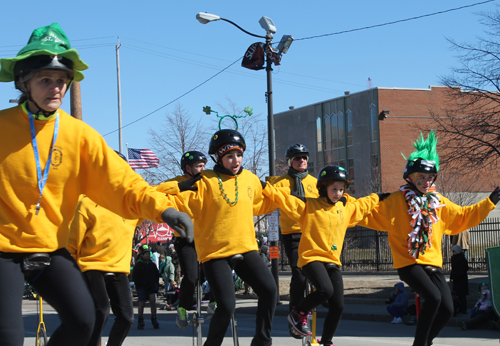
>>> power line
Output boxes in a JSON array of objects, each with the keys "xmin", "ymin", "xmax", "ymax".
[
  {"xmin": 102, "ymin": 56, "xmax": 242, "ymax": 137},
  {"xmin": 295, "ymin": 0, "xmax": 495, "ymax": 41}
]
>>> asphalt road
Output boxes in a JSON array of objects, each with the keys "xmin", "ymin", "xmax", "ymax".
[{"xmin": 23, "ymin": 298, "xmax": 499, "ymax": 346}]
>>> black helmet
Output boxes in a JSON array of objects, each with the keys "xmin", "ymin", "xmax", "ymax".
[
  {"xmin": 285, "ymin": 143, "xmax": 309, "ymax": 160},
  {"xmin": 181, "ymin": 151, "xmax": 207, "ymax": 173},
  {"xmin": 14, "ymin": 55, "xmax": 74, "ymax": 80},
  {"xmin": 403, "ymin": 158, "xmax": 438, "ymax": 180},
  {"xmin": 317, "ymin": 165, "xmax": 350, "ymax": 196},
  {"xmin": 209, "ymin": 129, "xmax": 246, "ymax": 161}
]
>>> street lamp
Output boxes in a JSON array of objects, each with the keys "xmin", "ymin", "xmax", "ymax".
[
  {"xmin": 196, "ymin": 12, "xmax": 292, "ymax": 177},
  {"xmin": 197, "ymin": 12, "xmax": 293, "ymax": 303}
]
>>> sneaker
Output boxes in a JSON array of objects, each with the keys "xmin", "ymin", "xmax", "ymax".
[
  {"xmin": 287, "ymin": 309, "xmax": 311, "ymax": 336},
  {"xmin": 460, "ymin": 320, "xmax": 467, "ymax": 331},
  {"xmin": 391, "ymin": 317, "xmax": 403, "ymax": 324},
  {"xmin": 317, "ymin": 339, "xmax": 334, "ymax": 346},
  {"xmin": 176, "ymin": 307, "xmax": 189, "ymax": 329},
  {"xmin": 288, "ymin": 325, "xmax": 304, "ymax": 339},
  {"xmin": 151, "ymin": 315, "xmax": 159, "ymax": 329},
  {"xmin": 207, "ymin": 302, "xmax": 217, "ymax": 315},
  {"xmin": 137, "ymin": 316, "xmax": 145, "ymax": 330}
]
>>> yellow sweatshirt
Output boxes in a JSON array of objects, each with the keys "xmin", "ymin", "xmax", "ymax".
[
  {"xmin": 263, "ymin": 186, "xmax": 379, "ymax": 267},
  {"xmin": 157, "ymin": 176, "xmax": 193, "ymax": 238},
  {"xmin": 272, "ymin": 174, "xmax": 319, "ymax": 235},
  {"xmin": 167, "ymin": 169, "xmax": 274, "ymax": 263},
  {"xmin": 0, "ymin": 106, "xmax": 173, "ymax": 253},
  {"xmin": 357, "ymin": 191, "xmax": 496, "ymax": 269},
  {"xmin": 67, "ymin": 195, "xmax": 139, "ymax": 273}
]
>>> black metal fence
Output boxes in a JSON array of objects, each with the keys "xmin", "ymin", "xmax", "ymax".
[{"xmin": 278, "ymin": 217, "xmax": 500, "ymax": 272}]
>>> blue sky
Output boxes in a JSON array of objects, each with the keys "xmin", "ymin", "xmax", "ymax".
[{"xmin": 0, "ymin": 0, "xmax": 497, "ymax": 155}]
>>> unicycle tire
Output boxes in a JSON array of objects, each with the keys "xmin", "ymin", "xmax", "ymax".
[{"xmin": 36, "ymin": 328, "xmax": 47, "ymax": 346}]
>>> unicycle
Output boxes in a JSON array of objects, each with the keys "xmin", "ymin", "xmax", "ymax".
[
  {"xmin": 192, "ymin": 255, "xmax": 243, "ymax": 346},
  {"xmin": 191, "ymin": 262, "xmax": 213, "ymax": 346},
  {"xmin": 302, "ymin": 281, "xmax": 319, "ymax": 346},
  {"xmin": 35, "ymin": 294, "xmax": 47, "ymax": 346}
]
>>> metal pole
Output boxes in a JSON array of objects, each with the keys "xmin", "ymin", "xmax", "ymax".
[
  {"xmin": 70, "ymin": 81, "xmax": 82, "ymax": 120},
  {"xmin": 265, "ymin": 35, "xmax": 280, "ymax": 304},
  {"xmin": 266, "ymin": 36, "xmax": 275, "ymax": 177},
  {"xmin": 116, "ymin": 37, "xmax": 123, "ymax": 154}
]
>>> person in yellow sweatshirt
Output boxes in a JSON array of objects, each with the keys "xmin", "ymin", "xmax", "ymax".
[
  {"xmin": 358, "ymin": 131, "xmax": 499, "ymax": 346},
  {"xmin": 68, "ymin": 194, "xmax": 140, "ymax": 345},
  {"xmin": 162, "ymin": 151, "xmax": 208, "ymax": 328},
  {"xmin": 271, "ymin": 143, "xmax": 318, "ymax": 339},
  {"xmin": 0, "ymin": 23, "xmax": 193, "ymax": 346},
  {"xmin": 166, "ymin": 129, "xmax": 278, "ymax": 346},
  {"xmin": 263, "ymin": 165, "xmax": 381, "ymax": 344}
]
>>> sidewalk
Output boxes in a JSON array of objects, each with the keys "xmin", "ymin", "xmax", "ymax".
[
  {"xmin": 231, "ymin": 272, "xmax": 493, "ymax": 327},
  {"xmin": 138, "ymin": 272, "xmax": 492, "ymax": 327}
]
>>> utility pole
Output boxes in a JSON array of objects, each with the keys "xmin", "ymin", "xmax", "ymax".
[
  {"xmin": 70, "ymin": 81, "xmax": 82, "ymax": 120},
  {"xmin": 116, "ymin": 37, "xmax": 123, "ymax": 154}
]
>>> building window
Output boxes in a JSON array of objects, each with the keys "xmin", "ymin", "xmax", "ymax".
[
  {"xmin": 369, "ymin": 103, "xmax": 380, "ymax": 190},
  {"xmin": 346, "ymin": 110, "xmax": 354, "ymax": 181},
  {"xmin": 324, "ymin": 114, "xmax": 331, "ymax": 151},
  {"xmin": 338, "ymin": 111, "xmax": 345, "ymax": 148},
  {"xmin": 316, "ymin": 115, "xmax": 322, "ymax": 153}
]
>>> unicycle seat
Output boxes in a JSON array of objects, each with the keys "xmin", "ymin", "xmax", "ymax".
[{"xmin": 228, "ymin": 254, "xmax": 244, "ymax": 270}]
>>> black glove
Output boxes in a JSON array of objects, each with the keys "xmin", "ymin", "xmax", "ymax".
[
  {"xmin": 178, "ymin": 174, "xmax": 202, "ymax": 192},
  {"xmin": 489, "ymin": 186, "xmax": 500, "ymax": 205},
  {"xmin": 378, "ymin": 193, "xmax": 391, "ymax": 202},
  {"xmin": 260, "ymin": 180, "xmax": 267, "ymax": 190},
  {"xmin": 161, "ymin": 208, "xmax": 194, "ymax": 243}
]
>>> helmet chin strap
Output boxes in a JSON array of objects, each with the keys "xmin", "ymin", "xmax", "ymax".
[
  {"xmin": 22, "ymin": 76, "xmax": 73, "ymax": 119},
  {"xmin": 404, "ymin": 176, "xmax": 437, "ymax": 196},
  {"xmin": 23, "ymin": 81, "xmax": 56, "ymax": 118}
]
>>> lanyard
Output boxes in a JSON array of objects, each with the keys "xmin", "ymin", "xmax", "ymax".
[{"xmin": 29, "ymin": 111, "xmax": 59, "ymax": 215}]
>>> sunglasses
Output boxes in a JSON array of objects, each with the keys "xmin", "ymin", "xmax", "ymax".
[{"xmin": 293, "ymin": 156, "xmax": 308, "ymax": 161}]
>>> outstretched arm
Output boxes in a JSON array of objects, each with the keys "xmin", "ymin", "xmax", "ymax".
[{"xmin": 161, "ymin": 208, "xmax": 194, "ymax": 243}]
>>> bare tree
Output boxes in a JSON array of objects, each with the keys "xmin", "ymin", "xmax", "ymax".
[
  {"xmin": 141, "ymin": 103, "xmax": 211, "ymax": 184},
  {"xmin": 215, "ymin": 99, "xmax": 269, "ymax": 179},
  {"xmin": 436, "ymin": 9, "xmax": 500, "ymax": 169}
]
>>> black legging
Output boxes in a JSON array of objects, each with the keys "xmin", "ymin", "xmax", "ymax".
[
  {"xmin": 398, "ymin": 264, "xmax": 454, "ymax": 346},
  {"xmin": 282, "ymin": 233, "xmax": 307, "ymax": 311},
  {"xmin": 202, "ymin": 251, "xmax": 277, "ymax": 346},
  {"xmin": 297, "ymin": 261, "xmax": 344, "ymax": 345},
  {"xmin": 0, "ymin": 248, "xmax": 95, "ymax": 346},
  {"xmin": 84, "ymin": 271, "xmax": 134, "ymax": 346},
  {"xmin": 175, "ymin": 237, "xmax": 198, "ymax": 310}
]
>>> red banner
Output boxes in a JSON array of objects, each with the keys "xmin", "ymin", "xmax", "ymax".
[{"xmin": 138, "ymin": 222, "xmax": 174, "ymax": 244}]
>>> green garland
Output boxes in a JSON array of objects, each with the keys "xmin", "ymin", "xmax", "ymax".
[{"xmin": 216, "ymin": 171, "xmax": 239, "ymax": 206}]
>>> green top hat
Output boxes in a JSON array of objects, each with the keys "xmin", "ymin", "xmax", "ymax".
[{"xmin": 0, "ymin": 23, "xmax": 88, "ymax": 82}]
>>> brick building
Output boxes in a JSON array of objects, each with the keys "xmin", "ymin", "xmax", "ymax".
[{"xmin": 274, "ymin": 85, "xmax": 499, "ymax": 215}]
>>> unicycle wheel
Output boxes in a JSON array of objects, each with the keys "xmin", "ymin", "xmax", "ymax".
[{"xmin": 36, "ymin": 328, "xmax": 47, "ymax": 346}]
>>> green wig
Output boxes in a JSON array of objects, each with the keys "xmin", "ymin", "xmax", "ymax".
[{"xmin": 402, "ymin": 130, "xmax": 440, "ymax": 172}]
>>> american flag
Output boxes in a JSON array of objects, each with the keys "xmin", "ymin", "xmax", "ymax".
[{"xmin": 127, "ymin": 148, "xmax": 159, "ymax": 169}]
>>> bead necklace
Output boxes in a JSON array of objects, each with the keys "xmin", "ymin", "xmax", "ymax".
[{"xmin": 216, "ymin": 171, "xmax": 239, "ymax": 206}]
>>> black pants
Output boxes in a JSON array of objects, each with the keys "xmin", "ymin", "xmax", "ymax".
[
  {"xmin": 202, "ymin": 251, "xmax": 277, "ymax": 346},
  {"xmin": 0, "ymin": 249, "xmax": 95, "ymax": 346},
  {"xmin": 298, "ymin": 261, "xmax": 344, "ymax": 345},
  {"xmin": 84, "ymin": 271, "xmax": 134, "ymax": 346},
  {"xmin": 175, "ymin": 237, "xmax": 198, "ymax": 310},
  {"xmin": 398, "ymin": 264, "xmax": 454, "ymax": 346},
  {"xmin": 282, "ymin": 233, "xmax": 306, "ymax": 311}
]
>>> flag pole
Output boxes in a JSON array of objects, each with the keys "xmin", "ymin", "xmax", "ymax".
[
  {"xmin": 116, "ymin": 36, "xmax": 123, "ymax": 154},
  {"xmin": 125, "ymin": 143, "xmax": 129, "ymax": 161}
]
